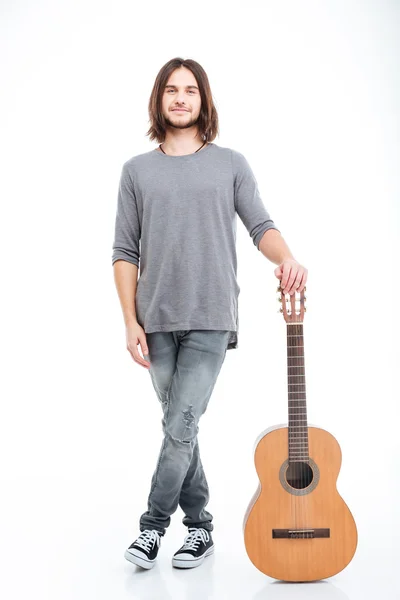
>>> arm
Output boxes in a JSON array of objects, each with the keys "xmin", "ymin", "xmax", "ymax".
[
  {"xmin": 113, "ymin": 260, "xmax": 139, "ymax": 326},
  {"xmin": 112, "ymin": 162, "xmax": 141, "ymax": 325},
  {"xmin": 232, "ymin": 149, "xmax": 280, "ymax": 249},
  {"xmin": 111, "ymin": 166, "xmax": 150, "ymax": 367},
  {"xmin": 232, "ymin": 149, "xmax": 307, "ymax": 292},
  {"xmin": 258, "ymin": 228, "xmax": 295, "ymax": 265}
]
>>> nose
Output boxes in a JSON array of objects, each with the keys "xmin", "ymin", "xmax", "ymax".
[{"xmin": 175, "ymin": 91, "xmax": 187, "ymax": 105}]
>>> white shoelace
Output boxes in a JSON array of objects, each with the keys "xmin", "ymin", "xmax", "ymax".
[
  {"xmin": 135, "ymin": 529, "xmax": 162, "ymax": 551},
  {"xmin": 181, "ymin": 527, "xmax": 210, "ymax": 550}
]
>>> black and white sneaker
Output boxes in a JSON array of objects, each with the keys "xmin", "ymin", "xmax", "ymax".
[
  {"xmin": 172, "ymin": 527, "xmax": 214, "ymax": 569},
  {"xmin": 124, "ymin": 529, "xmax": 163, "ymax": 570}
]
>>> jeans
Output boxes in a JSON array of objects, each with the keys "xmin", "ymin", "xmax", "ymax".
[{"xmin": 139, "ymin": 329, "xmax": 231, "ymax": 537}]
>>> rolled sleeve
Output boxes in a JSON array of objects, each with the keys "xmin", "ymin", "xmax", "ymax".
[
  {"xmin": 111, "ymin": 163, "xmax": 141, "ymax": 267},
  {"xmin": 232, "ymin": 149, "xmax": 280, "ymax": 250}
]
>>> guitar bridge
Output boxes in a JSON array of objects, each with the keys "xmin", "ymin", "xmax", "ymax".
[{"xmin": 272, "ymin": 528, "xmax": 330, "ymax": 539}]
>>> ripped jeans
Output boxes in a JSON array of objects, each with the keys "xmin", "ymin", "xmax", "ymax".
[{"xmin": 139, "ymin": 329, "xmax": 231, "ymax": 536}]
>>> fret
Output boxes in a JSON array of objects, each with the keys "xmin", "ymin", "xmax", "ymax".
[{"xmin": 289, "ymin": 454, "xmax": 309, "ymax": 456}]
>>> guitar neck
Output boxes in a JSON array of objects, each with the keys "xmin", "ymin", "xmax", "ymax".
[{"xmin": 287, "ymin": 323, "xmax": 309, "ymax": 462}]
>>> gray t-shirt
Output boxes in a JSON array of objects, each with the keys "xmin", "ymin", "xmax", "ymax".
[{"xmin": 111, "ymin": 142, "xmax": 280, "ymax": 350}]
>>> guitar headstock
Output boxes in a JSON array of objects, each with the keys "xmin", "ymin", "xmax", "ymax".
[{"xmin": 277, "ymin": 284, "xmax": 307, "ymax": 323}]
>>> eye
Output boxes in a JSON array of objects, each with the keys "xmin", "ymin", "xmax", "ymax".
[{"xmin": 165, "ymin": 89, "xmax": 196, "ymax": 94}]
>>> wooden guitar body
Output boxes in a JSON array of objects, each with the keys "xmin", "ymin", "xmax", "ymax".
[{"xmin": 243, "ymin": 423, "xmax": 358, "ymax": 582}]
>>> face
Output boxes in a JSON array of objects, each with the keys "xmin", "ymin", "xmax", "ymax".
[{"xmin": 161, "ymin": 67, "xmax": 202, "ymax": 131}]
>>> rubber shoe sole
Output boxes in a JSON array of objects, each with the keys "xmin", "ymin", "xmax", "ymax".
[
  {"xmin": 124, "ymin": 547, "xmax": 157, "ymax": 570},
  {"xmin": 172, "ymin": 544, "xmax": 215, "ymax": 569}
]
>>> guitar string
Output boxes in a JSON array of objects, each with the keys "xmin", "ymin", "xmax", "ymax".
[
  {"xmin": 301, "ymin": 319, "xmax": 306, "ymax": 536},
  {"xmin": 299, "ymin": 320, "xmax": 305, "ymax": 535},
  {"xmin": 304, "ymin": 320, "xmax": 306, "ymax": 536},
  {"xmin": 288, "ymin": 302, "xmax": 293, "ymax": 530},
  {"xmin": 288, "ymin": 295, "xmax": 307, "ymax": 533},
  {"xmin": 301, "ymin": 321, "xmax": 304, "ymax": 535},
  {"xmin": 288, "ymin": 296, "xmax": 295, "ymax": 531},
  {"xmin": 296, "ymin": 325, "xmax": 304, "ymax": 535},
  {"xmin": 289, "ymin": 305, "xmax": 296, "ymax": 530},
  {"xmin": 293, "ymin": 312, "xmax": 305, "ymax": 532}
]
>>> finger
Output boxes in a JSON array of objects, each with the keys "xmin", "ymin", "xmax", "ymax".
[
  {"xmin": 127, "ymin": 345, "xmax": 150, "ymax": 369},
  {"xmin": 281, "ymin": 263, "xmax": 294, "ymax": 291},
  {"xmin": 288, "ymin": 271, "xmax": 303, "ymax": 294},
  {"xmin": 142, "ymin": 349, "xmax": 151, "ymax": 365},
  {"xmin": 297, "ymin": 272, "xmax": 307, "ymax": 293},
  {"xmin": 297, "ymin": 269, "xmax": 308, "ymax": 293},
  {"xmin": 282, "ymin": 270, "xmax": 295, "ymax": 293}
]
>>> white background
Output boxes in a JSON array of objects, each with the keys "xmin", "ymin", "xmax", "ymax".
[{"xmin": 1, "ymin": 0, "xmax": 398, "ymax": 598}]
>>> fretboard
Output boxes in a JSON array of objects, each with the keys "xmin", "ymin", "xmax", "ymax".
[{"xmin": 287, "ymin": 323, "xmax": 309, "ymax": 462}]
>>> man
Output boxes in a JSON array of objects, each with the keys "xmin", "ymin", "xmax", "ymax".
[{"xmin": 112, "ymin": 57, "xmax": 308, "ymax": 570}]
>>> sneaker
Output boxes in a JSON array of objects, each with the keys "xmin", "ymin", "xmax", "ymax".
[
  {"xmin": 124, "ymin": 529, "xmax": 163, "ymax": 570},
  {"xmin": 172, "ymin": 527, "xmax": 214, "ymax": 569}
]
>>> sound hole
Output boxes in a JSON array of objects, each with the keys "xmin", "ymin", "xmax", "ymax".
[{"xmin": 286, "ymin": 462, "xmax": 313, "ymax": 490}]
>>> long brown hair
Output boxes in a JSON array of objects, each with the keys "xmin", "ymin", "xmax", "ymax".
[{"xmin": 146, "ymin": 57, "xmax": 219, "ymax": 144}]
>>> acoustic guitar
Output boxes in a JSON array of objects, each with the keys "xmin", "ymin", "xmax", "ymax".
[{"xmin": 243, "ymin": 284, "xmax": 358, "ymax": 582}]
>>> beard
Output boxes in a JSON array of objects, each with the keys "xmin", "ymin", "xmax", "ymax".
[{"xmin": 164, "ymin": 112, "xmax": 199, "ymax": 130}]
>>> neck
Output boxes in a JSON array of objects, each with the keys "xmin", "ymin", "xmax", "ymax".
[
  {"xmin": 287, "ymin": 323, "xmax": 309, "ymax": 463},
  {"xmin": 160, "ymin": 134, "xmax": 206, "ymax": 156}
]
